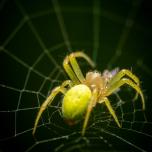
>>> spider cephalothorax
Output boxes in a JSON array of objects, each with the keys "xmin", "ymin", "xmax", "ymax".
[
  {"xmin": 85, "ymin": 71, "xmax": 106, "ymax": 91},
  {"xmin": 32, "ymin": 51, "xmax": 145, "ymax": 136}
]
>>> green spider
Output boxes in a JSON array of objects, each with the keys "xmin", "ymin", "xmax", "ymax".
[{"xmin": 32, "ymin": 51, "xmax": 145, "ymax": 136}]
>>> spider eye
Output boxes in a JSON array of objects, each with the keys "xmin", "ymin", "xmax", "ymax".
[{"xmin": 62, "ymin": 84, "xmax": 91, "ymax": 121}]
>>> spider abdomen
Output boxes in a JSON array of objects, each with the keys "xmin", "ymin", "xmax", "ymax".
[{"xmin": 62, "ymin": 84, "xmax": 91, "ymax": 123}]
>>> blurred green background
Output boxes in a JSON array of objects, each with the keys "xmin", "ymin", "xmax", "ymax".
[{"xmin": 0, "ymin": 0, "xmax": 152, "ymax": 151}]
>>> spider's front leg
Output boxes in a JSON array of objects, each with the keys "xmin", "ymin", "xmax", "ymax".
[
  {"xmin": 106, "ymin": 78, "xmax": 145, "ymax": 110},
  {"xmin": 32, "ymin": 80, "xmax": 72, "ymax": 135},
  {"xmin": 109, "ymin": 69, "xmax": 140, "ymax": 86},
  {"xmin": 109, "ymin": 69, "xmax": 140, "ymax": 100}
]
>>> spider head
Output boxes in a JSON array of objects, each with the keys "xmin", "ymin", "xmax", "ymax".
[
  {"xmin": 84, "ymin": 71, "xmax": 106, "ymax": 92},
  {"xmin": 84, "ymin": 69, "xmax": 119, "ymax": 96}
]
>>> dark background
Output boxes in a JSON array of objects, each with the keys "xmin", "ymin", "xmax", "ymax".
[{"xmin": 0, "ymin": 0, "xmax": 152, "ymax": 151}]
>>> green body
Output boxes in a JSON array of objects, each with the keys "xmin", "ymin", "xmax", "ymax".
[{"xmin": 62, "ymin": 84, "xmax": 91, "ymax": 121}]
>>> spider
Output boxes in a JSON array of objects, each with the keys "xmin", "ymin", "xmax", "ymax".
[{"xmin": 32, "ymin": 51, "xmax": 145, "ymax": 136}]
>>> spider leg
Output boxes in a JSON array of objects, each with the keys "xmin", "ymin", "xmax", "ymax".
[
  {"xmin": 63, "ymin": 56, "xmax": 80, "ymax": 84},
  {"xmin": 82, "ymin": 89, "xmax": 98, "ymax": 136},
  {"xmin": 109, "ymin": 69, "xmax": 140, "ymax": 100},
  {"xmin": 109, "ymin": 69, "xmax": 140, "ymax": 85},
  {"xmin": 65, "ymin": 51, "xmax": 95, "ymax": 83},
  {"xmin": 32, "ymin": 80, "xmax": 72, "ymax": 135},
  {"xmin": 61, "ymin": 80, "xmax": 73, "ymax": 88},
  {"xmin": 102, "ymin": 97, "xmax": 121, "ymax": 127},
  {"xmin": 106, "ymin": 78, "xmax": 145, "ymax": 110}
]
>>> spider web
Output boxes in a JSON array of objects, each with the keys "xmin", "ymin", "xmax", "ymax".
[{"xmin": 0, "ymin": 0, "xmax": 152, "ymax": 151}]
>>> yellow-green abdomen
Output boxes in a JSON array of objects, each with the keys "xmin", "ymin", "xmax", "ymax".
[{"xmin": 62, "ymin": 84, "xmax": 91, "ymax": 122}]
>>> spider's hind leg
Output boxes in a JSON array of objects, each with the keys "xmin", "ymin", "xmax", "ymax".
[
  {"xmin": 32, "ymin": 80, "xmax": 72, "ymax": 135},
  {"xmin": 63, "ymin": 56, "xmax": 80, "ymax": 84},
  {"xmin": 68, "ymin": 52, "xmax": 95, "ymax": 83}
]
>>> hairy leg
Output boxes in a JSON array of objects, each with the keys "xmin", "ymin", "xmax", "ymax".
[
  {"xmin": 32, "ymin": 80, "xmax": 72, "ymax": 135},
  {"xmin": 102, "ymin": 97, "xmax": 121, "ymax": 127},
  {"xmin": 63, "ymin": 56, "xmax": 80, "ymax": 84},
  {"xmin": 65, "ymin": 51, "xmax": 95, "ymax": 83},
  {"xmin": 106, "ymin": 78, "xmax": 145, "ymax": 110},
  {"xmin": 82, "ymin": 89, "xmax": 98, "ymax": 136},
  {"xmin": 108, "ymin": 69, "xmax": 140, "ymax": 100},
  {"xmin": 109, "ymin": 69, "xmax": 140, "ymax": 86}
]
